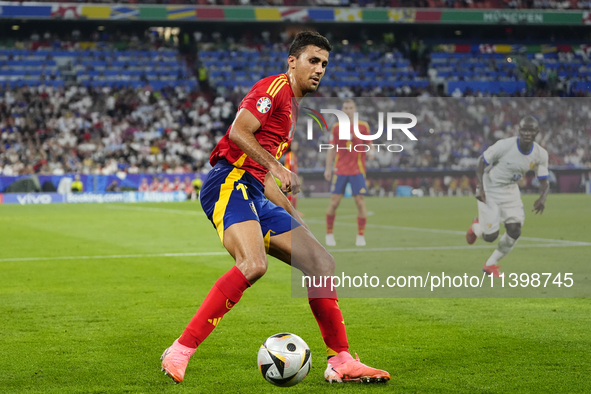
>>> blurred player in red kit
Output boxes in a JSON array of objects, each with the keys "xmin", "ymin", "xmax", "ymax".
[
  {"xmin": 324, "ymin": 100, "xmax": 372, "ymax": 247},
  {"xmin": 161, "ymin": 32, "xmax": 389, "ymax": 385}
]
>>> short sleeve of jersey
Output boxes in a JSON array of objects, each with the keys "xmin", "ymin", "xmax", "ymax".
[
  {"xmin": 240, "ymin": 85, "xmax": 274, "ymax": 129},
  {"xmin": 483, "ymin": 139, "xmax": 507, "ymax": 166},
  {"xmin": 536, "ymin": 148, "xmax": 549, "ymax": 179}
]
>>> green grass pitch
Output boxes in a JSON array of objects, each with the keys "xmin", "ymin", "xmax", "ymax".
[{"xmin": 0, "ymin": 194, "xmax": 590, "ymax": 393}]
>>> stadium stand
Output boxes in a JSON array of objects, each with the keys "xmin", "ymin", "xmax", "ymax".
[
  {"xmin": 0, "ymin": 48, "xmax": 196, "ymax": 90},
  {"xmin": 1, "ymin": 32, "xmax": 590, "ymax": 182},
  {"xmin": 10, "ymin": 0, "xmax": 588, "ymax": 9},
  {"xmin": 203, "ymin": 48, "xmax": 428, "ymax": 91}
]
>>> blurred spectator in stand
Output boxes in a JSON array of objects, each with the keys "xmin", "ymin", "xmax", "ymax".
[
  {"xmin": 191, "ymin": 176, "xmax": 203, "ymax": 200},
  {"xmin": 71, "ymin": 174, "xmax": 83, "ymax": 193},
  {"xmin": 459, "ymin": 175, "xmax": 473, "ymax": 196},
  {"xmin": 161, "ymin": 177, "xmax": 173, "ymax": 192},
  {"xmin": 447, "ymin": 177, "xmax": 458, "ymax": 196},
  {"xmin": 430, "ymin": 178, "xmax": 444, "ymax": 197},
  {"xmin": 106, "ymin": 180, "xmax": 120, "ymax": 192},
  {"xmin": 150, "ymin": 177, "xmax": 161, "ymax": 191},
  {"xmin": 138, "ymin": 178, "xmax": 150, "ymax": 192}
]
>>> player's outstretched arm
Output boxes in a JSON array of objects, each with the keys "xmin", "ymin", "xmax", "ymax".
[
  {"xmin": 533, "ymin": 178, "xmax": 549, "ymax": 215},
  {"xmin": 264, "ymin": 172, "xmax": 308, "ymax": 230},
  {"xmin": 229, "ymin": 108, "xmax": 299, "ymax": 194},
  {"xmin": 475, "ymin": 156, "xmax": 487, "ymax": 203}
]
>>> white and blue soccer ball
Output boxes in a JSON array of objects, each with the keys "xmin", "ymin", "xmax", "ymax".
[{"xmin": 257, "ymin": 333, "xmax": 311, "ymax": 387}]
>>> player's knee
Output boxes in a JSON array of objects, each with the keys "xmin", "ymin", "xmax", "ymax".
[
  {"xmin": 238, "ymin": 258, "xmax": 268, "ymax": 282},
  {"xmin": 310, "ymin": 251, "xmax": 335, "ymax": 277},
  {"xmin": 506, "ymin": 226, "xmax": 521, "ymax": 239},
  {"xmin": 323, "ymin": 255, "xmax": 336, "ymax": 276},
  {"xmin": 482, "ymin": 231, "xmax": 499, "ymax": 242}
]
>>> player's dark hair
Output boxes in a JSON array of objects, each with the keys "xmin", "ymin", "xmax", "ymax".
[
  {"xmin": 288, "ymin": 31, "xmax": 332, "ymax": 59},
  {"xmin": 520, "ymin": 115, "xmax": 539, "ymax": 129}
]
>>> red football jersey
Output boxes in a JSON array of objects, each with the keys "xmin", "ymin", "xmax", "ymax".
[
  {"xmin": 284, "ymin": 151, "xmax": 297, "ymax": 174},
  {"xmin": 329, "ymin": 120, "xmax": 370, "ymax": 176},
  {"xmin": 210, "ymin": 73, "xmax": 297, "ymax": 185}
]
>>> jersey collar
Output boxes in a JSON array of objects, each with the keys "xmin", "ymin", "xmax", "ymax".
[{"xmin": 516, "ymin": 138, "xmax": 534, "ymax": 155}]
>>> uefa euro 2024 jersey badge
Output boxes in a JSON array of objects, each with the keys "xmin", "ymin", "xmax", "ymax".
[{"xmin": 256, "ymin": 97, "xmax": 272, "ymax": 113}]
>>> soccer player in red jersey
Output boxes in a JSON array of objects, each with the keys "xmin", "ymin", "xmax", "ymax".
[
  {"xmin": 161, "ymin": 32, "xmax": 390, "ymax": 384},
  {"xmin": 324, "ymin": 100, "xmax": 372, "ymax": 247}
]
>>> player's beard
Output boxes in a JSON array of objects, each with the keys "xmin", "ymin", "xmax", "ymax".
[{"xmin": 304, "ymin": 80, "xmax": 319, "ymax": 95}]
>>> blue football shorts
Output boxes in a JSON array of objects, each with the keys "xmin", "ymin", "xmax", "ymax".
[
  {"xmin": 200, "ymin": 159, "xmax": 300, "ymax": 250},
  {"xmin": 330, "ymin": 173, "xmax": 368, "ymax": 195}
]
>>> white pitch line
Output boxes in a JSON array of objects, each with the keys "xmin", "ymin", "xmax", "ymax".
[
  {"xmin": 306, "ymin": 219, "xmax": 591, "ymax": 246},
  {"xmin": 0, "ymin": 252, "xmax": 227, "ymax": 263},
  {"xmin": 327, "ymin": 243, "xmax": 591, "ymax": 253},
  {"xmin": 108, "ymin": 208, "xmax": 590, "ymax": 246},
  {"xmin": 2, "ymin": 242, "xmax": 590, "ymax": 263}
]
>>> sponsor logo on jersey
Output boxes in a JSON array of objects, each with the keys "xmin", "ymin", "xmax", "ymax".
[
  {"xmin": 256, "ymin": 97, "xmax": 272, "ymax": 113},
  {"xmin": 529, "ymin": 162, "xmax": 536, "ymax": 169}
]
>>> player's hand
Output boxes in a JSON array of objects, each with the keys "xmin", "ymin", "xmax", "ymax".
[
  {"xmin": 532, "ymin": 198, "xmax": 545, "ymax": 215},
  {"xmin": 324, "ymin": 168, "xmax": 332, "ymax": 182},
  {"xmin": 475, "ymin": 184, "xmax": 486, "ymax": 203},
  {"xmin": 271, "ymin": 163, "xmax": 300, "ymax": 195}
]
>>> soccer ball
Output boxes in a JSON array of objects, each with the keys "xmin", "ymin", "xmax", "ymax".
[{"xmin": 257, "ymin": 333, "xmax": 311, "ymax": 387}]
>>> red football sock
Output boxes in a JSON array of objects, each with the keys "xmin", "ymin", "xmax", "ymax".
[
  {"xmin": 178, "ymin": 266, "xmax": 251, "ymax": 348},
  {"xmin": 357, "ymin": 217, "xmax": 366, "ymax": 236},
  {"xmin": 326, "ymin": 214, "xmax": 336, "ymax": 234},
  {"xmin": 308, "ymin": 285, "xmax": 349, "ymax": 359}
]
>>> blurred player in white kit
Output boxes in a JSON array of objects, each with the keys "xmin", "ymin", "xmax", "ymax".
[{"xmin": 466, "ymin": 116, "xmax": 549, "ymax": 277}]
